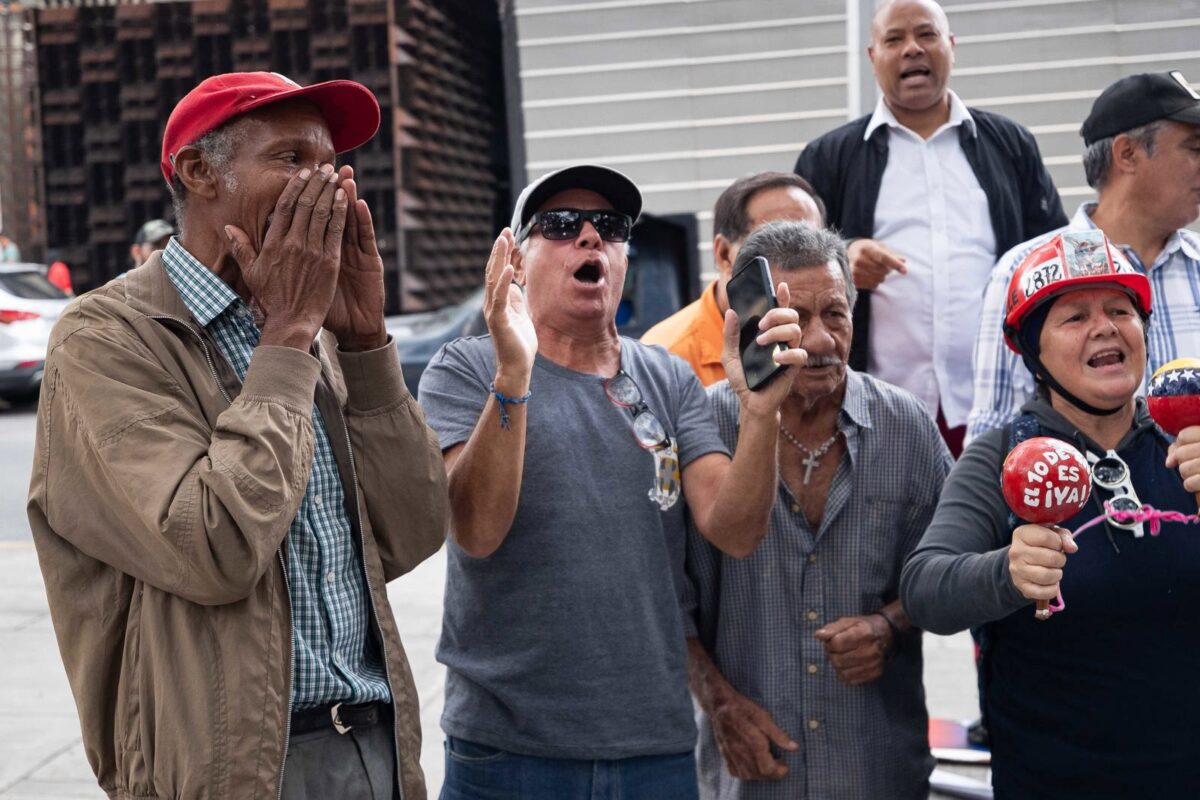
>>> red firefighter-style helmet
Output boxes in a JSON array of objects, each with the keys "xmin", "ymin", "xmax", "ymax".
[{"xmin": 1002, "ymin": 231, "xmax": 1152, "ymax": 355}]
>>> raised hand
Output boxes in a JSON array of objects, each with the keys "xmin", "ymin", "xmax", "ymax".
[
  {"xmin": 225, "ymin": 164, "xmax": 346, "ymax": 350},
  {"xmin": 814, "ymin": 614, "xmax": 893, "ymax": 686},
  {"xmin": 722, "ymin": 281, "xmax": 807, "ymax": 418},
  {"xmin": 1008, "ymin": 523, "xmax": 1078, "ymax": 602},
  {"xmin": 324, "ymin": 165, "xmax": 387, "ymax": 351},
  {"xmin": 484, "ymin": 229, "xmax": 537, "ymax": 394},
  {"xmin": 848, "ymin": 238, "xmax": 907, "ymax": 290}
]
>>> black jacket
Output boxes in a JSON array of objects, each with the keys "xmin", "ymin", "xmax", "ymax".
[{"xmin": 794, "ymin": 107, "xmax": 1068, "ymax": 371}]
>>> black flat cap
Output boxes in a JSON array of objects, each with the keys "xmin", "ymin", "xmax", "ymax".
[{"xmin": 1081, "ymin": 70, "xmax": 1200, "ymax": 145}]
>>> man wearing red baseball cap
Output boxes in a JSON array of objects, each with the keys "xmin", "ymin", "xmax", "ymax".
[{"xmin": 29, "ymin": 72, "xmax": 447, "ymax": 800}]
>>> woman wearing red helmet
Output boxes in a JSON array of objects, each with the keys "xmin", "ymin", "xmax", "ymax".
[{"xmin": 901, "ymin": 231, "xmax": 1200, "ymax": 799}]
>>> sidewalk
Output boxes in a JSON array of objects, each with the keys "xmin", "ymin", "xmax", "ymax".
[
  {"xmin": 0, "ymin": 543, "xmax": 97, "ymax": 799},
  {"xmin": 0, "ymin": 542, "xmax": 980, "ymax": 798},
  {"xmin": 0, "ymin": 544, "xmax": 449, "ymax": 799}
]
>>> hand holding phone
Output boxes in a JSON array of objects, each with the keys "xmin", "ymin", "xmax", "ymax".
[{"xmin": 726, "ymin": 256, "xmax": 788, "ymax": 391}]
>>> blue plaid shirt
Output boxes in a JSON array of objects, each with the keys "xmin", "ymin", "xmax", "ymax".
[
  {"xmin": 968, "ymin": 203, "xmax": 1200, "ymax": 444},
  {"xmin": 686, "ymin": 372, "xmax": 952, "ymax": 800},
  {"xmin": 161, "ymin": 238, "xmax": 390, "ymax": 710}
]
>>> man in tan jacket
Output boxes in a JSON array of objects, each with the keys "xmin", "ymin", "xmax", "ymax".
[{"xmin": 27, "ymin": 72, "xmax": 447, "ymax": 800}]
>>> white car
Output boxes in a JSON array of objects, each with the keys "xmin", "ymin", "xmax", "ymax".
[{"xmin": 0, "ymin": 263, "xmax": 71, "ymax": 401}]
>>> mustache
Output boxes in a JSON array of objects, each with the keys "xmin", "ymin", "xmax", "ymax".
[{"xmin": 803, "ymin": 354, "xmax": 844, "ymax": 368}]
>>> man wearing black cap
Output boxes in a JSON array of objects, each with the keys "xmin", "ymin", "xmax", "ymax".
[
  {"xmin": 969, "ymin": 70, "xmax": 1200, "ymax": 441},
  {"xmin": 418, "ymin": 164, "xmax": 808, "ymax": 799},
  {"xmin": 28, "ymin": 72, "xmax": 448, "ymax": 799}
]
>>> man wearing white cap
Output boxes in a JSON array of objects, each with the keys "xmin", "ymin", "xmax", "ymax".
[{"xmin": 419, "ymin": 164, "xmax": 808, "ymax": 799}]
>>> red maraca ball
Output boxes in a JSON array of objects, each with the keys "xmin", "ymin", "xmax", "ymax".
[
  {"xmin": 1001, "ymin": 437, "xmax": 1091, "ymax": 524},
  {"xmin": 1147, "ymin": 358, "xmax": 1200, "ymax": 437}
]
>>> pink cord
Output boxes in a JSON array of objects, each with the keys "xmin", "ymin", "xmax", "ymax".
[{"xmin": 1042, "ymin": 503, "xmax": 1200, "ymax": 616}]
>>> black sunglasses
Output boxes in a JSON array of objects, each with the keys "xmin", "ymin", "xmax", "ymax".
[{"xmin": 517, "ymin": 208, "xmax": 633, "ymax": 244}]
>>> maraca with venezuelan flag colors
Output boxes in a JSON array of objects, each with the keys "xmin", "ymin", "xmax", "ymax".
[{"xmin": 1150, "ymin": 357, "xmax": 1200, "ymax": 509}]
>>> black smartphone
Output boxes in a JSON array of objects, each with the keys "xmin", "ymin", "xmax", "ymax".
[{"xmin": 726, "ymin": 255, "xmax": 786, "ymax": 391}]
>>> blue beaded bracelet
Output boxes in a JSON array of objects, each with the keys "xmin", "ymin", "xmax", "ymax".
[{"xmin": 490, "ymin": 382, "xmax": 531, "ymax": 430}]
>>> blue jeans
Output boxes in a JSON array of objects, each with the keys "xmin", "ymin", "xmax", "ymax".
[{"xmin": 440, "ymin": 737, "xmax": 699, "ymax": 800}]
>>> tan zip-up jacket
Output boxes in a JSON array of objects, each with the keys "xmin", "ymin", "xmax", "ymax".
[{"xmin": 27, "ymin": 254, "xmax": 448, "ymax": 800}]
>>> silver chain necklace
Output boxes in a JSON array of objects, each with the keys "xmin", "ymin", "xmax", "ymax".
[{"xmin": 778, "ymin": 423, "xmax": 839, "ymax": 484}]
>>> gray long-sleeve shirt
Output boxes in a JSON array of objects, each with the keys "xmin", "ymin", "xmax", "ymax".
[
  {"xmin": 900, "ymin": 396, "xmax": 1161, "ymax": 634},
  {"xmin": 898, "ymin": 422, "xmax": 1027, "ymax": 635},
  {"xmin": 900, "ymin": 397, "xmax": 1200, "ymax": 799}
]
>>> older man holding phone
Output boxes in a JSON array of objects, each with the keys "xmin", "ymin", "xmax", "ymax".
[
  {"xmin": 685, "ymin": 221, "xmax": 952, "ymax": 800},
  {"xmin": 418, "ymin": 164, "xmax": 807, "ymax": 799}
]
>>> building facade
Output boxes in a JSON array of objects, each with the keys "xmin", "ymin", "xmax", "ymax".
[
  {"xmin": 0, "ymin": 1, "xmax": 39, "ymax": 260},
  {"xmin": 18, "ymin": 0, "xmax": 1200, "ymax": 304},
  {"xmin": 507, "ymin": 0, "xmax": 1200, "ymax": 280},
  {"xmin": 30, "ymin": 0, "xmax": 510, "ymax": 311}
]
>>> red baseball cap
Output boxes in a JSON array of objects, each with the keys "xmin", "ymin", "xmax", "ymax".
[{"xmin": 161, "ymin": 71, "xmax": 381, "ymax": 184}]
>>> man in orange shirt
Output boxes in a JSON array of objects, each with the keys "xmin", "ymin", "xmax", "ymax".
[{"xmin": 642, "ymin": 173, "xmax": 825, "ymax": 384}]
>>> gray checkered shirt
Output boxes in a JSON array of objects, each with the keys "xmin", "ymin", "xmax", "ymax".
[
  {"xmin": 162, "ymin": 238, "xmax": 389, "ymax": 710},
  {"xmin": 687, "ymin": 371, "xmax": 951, "ymax": 800}
]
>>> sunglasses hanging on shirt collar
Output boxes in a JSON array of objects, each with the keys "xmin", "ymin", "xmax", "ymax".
[
  {"xmin": 1088, "ymin": 450, "xmax": 1146, "ymax": 538},
  {"xmin": 603, "ymin": 369, "xmax": 680, "ymax": 511}
]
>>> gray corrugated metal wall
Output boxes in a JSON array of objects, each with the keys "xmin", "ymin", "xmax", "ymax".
[{"xmin": 511, "ymin": 0, "xmax": 1200, "ymax": 280}]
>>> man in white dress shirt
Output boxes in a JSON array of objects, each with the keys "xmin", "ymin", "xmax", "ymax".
[{"xmin": 795, "ymin": 0, "xmax": 1066, "ymax": 455}]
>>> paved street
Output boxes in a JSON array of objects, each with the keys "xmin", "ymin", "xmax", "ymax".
[
  {"xmin": 0, "ymin": 401, "xmax": 37, "ymax": 542},
  {"xmin": 0, "ymin": 402, "xmax": 982, "ymax": 798}
]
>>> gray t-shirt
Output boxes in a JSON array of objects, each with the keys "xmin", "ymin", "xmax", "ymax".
[{"xmin": 419, "ymin": 335, "xmax": 729, "ymax": 760}]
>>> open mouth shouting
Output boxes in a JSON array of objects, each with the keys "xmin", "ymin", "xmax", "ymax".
[
  {"xmin": 899, "ymin": 65, "xmax": 932, "ymax": 83},
  {"xmin": 572, "ymin": 260, "xmax": 605, "ymax": 287},
  {"xmin": 1087, "ymin": 348, "xmax": 1126, "ymax": 370}
]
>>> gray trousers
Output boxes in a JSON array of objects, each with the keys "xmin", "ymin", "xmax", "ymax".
[{"xmin": 280, "ymin": 716, "xmax": 399, "ymax": 800}]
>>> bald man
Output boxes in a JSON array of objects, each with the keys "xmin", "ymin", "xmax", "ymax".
[{"xmin": 795, "ymin": 0, "xmax": 1066, "ymax": 457}]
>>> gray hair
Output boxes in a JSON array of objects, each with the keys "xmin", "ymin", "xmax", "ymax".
[
  {"xmin": 1082, "ymin": 120, "xmax": 1163, "ymax": 189},
  {"xmin": 731, "ymin": 220, "xmax": 855, "ymax": 309},
  {"xmin": 168, "ymin": 122, "xmax": 246, "ymax": 235}
]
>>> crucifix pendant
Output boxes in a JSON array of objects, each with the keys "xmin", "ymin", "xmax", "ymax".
[{"xmin": 801, "ymin": 452, "xmax": 820, "ymax": 484}]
